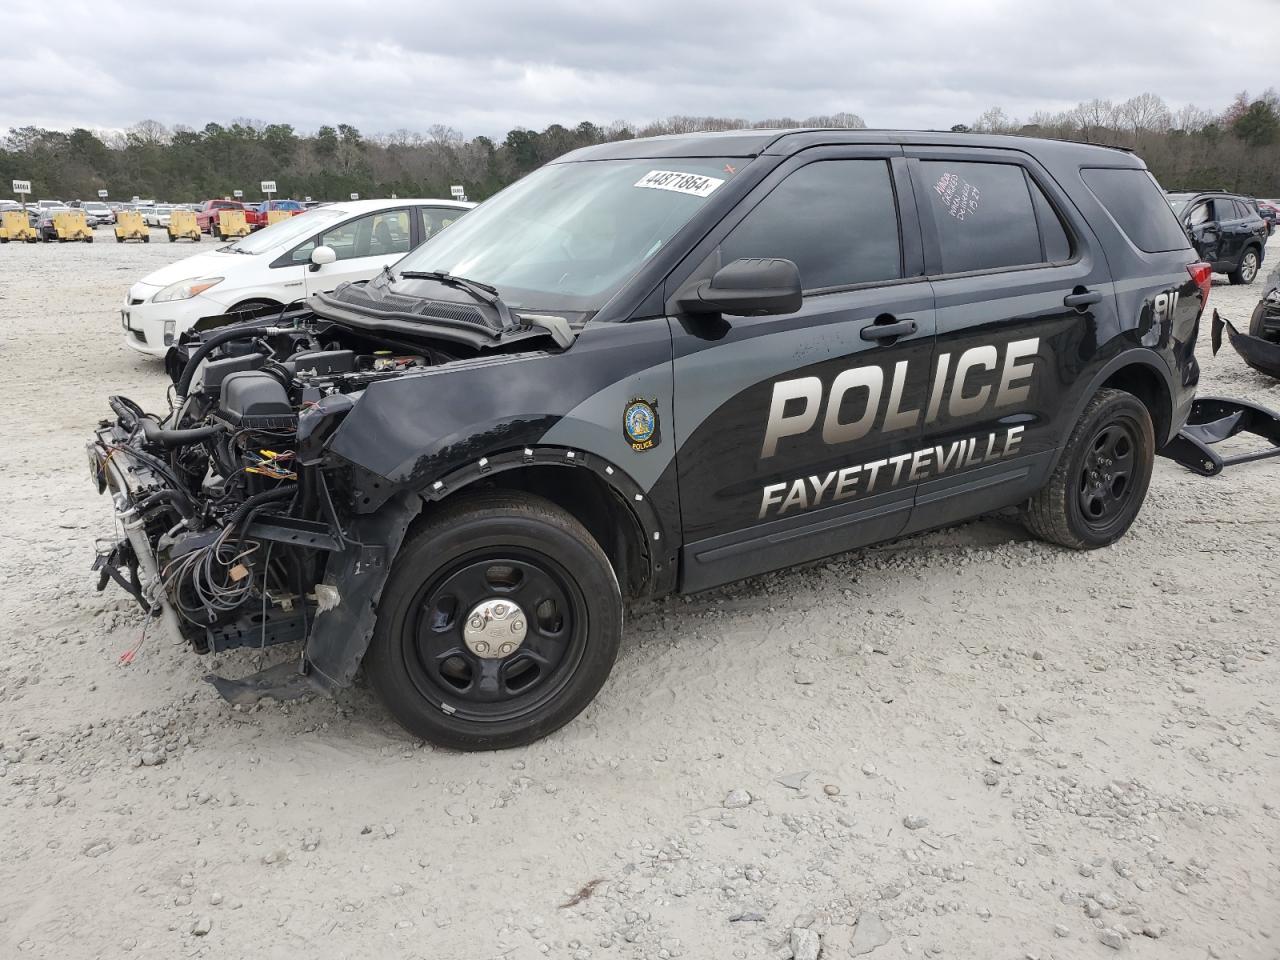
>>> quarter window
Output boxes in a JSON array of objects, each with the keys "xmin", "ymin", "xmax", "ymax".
[
  {"xmin": 419, "ymin": 206, "xmax": 464, "ymax": 242},
  {"xmin": 719, "ymin": 160, "xmax": 901, "ymax": 291},
  {"xmin": 1080, "ymin": 168, "xmax": 1192, "ymax": 253}
]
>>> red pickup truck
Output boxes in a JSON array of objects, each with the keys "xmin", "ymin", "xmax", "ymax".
[
  {"xmin": 244, "ymin": 199, "xmax": 307, "ymax": 230},
  {"xmin": 195, "ymin": 199, "xmax": 246, "ymax": 235}
]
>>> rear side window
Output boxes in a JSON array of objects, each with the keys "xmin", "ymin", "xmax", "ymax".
[
  {"xmin": 919, "ymin": 161, "xmax": 1044, "ymax": 273},
  {"xmin": 720, "ymin": 160, "xmax": 901, "ymax": 290},
  {"xmin": 1080, "ymin": 168, "xmax": 1190, "ymax": 253}
]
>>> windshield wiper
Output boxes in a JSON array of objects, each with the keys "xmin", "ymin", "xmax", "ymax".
[{"xmin": 397, "ymin": 270, "xmax": 516, "ymax": 332}]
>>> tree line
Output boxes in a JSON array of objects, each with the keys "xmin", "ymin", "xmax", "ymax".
[
  {"xmin": 958, "ymin": 89, "xmax": 1280, "ymax": 196},
  {"xmin": 0, "ymin": 113, "xmax": 866, "ymax": 204},
  {"xmin": 1, "ymin": 90, "xmax": 1277, "ymax": 204}
]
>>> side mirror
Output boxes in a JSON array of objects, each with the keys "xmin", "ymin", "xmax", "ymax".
[
  {"xmin": 677, "ymin": 258, "xmax": 803, "ymax": 317},
  {"xmin": 309, "ymin": 245, "xmax": 337, "ymax": 272}
]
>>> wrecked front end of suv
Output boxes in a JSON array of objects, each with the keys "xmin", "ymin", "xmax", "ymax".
[{"xmin": 89, "ymin": 275, "xmax": 569, "ymax": 703}]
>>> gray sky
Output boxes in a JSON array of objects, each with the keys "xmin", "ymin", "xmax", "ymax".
[{"xmin": 3, "ymin": 0, "xmax": 1274, "ymax": 137}]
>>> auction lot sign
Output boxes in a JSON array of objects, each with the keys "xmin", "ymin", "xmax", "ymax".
[{"xmin": 13, "ymin": 179, "xmax": 31, "ymax": 195}]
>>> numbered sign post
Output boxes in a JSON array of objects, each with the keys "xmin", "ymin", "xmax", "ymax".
[
  {"xmin": 261, "ymin": 180, "xmax": 276, "ymax": 206},
  {"xmin": 233, "ymin": 189, "xmax": 243, "ymax": 199},
  {"xmin": 13, "ymin": 179, "xmax": 31, "ymax": 210},
  {"xmin": 97, "ymin": 189, "xmax": 109, "ymax": 199},
  {"xmin": 450, "ymin": 184, "xmax": 467, "ymax": 202},
  {"xmin": 349, "ymin": 192, "xmax": 359, "ymax": 201}
]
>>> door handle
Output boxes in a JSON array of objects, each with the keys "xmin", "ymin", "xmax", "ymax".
[
  {"xmin": 1063, "ymin": 289, "xmax": 1103, "ymax": 309},
  {"xmin": 860, "ymin": 318, "xmax": 917, "ymax": 342}
]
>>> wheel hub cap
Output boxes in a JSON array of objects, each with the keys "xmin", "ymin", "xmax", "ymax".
[{"xmin": 462, "ymin": 598, "xmax": 527, "ymax": 659}]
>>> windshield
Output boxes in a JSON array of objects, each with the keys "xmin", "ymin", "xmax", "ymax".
[
  {"xmin": 393, "ymin": 157, "xmax": 741, "ymax": 316},
  {"xmin": 225, "ymin": 206, "xmax": 349, "ymax": 254}
]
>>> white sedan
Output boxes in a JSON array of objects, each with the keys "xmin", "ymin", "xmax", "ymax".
[
  {"xmin": 144, "ymin": 205, "xmax": 174, "ymax": 227},
  {"xmin": 120, "ymin": 198, "xmax": 473, "ymax": 356}
]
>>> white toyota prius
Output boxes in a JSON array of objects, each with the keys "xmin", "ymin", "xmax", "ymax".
[{"xmin": 120, "ymin": 198, "xmax": 474, "ymax": 356}]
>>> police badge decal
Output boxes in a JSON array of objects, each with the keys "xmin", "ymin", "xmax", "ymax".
[{"xmin": 623, "ymin": 398, "xmax": 659, "ymax": 452}]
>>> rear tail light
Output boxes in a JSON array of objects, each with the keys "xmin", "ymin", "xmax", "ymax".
[{"xmin": 1187, "ymin": 262, "xmax": 1212, "ymax": 308}]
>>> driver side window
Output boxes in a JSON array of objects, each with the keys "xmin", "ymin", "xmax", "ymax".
[
  {"xmin": 1187, "ymin": 202, "xmax": 1212, "ymax": 227},
  {"xmin": 719, "ymin": 160, "xmax": 902, "ymax": 291}
]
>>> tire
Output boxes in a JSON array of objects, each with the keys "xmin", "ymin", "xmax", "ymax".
[
  {"xmin": 85, "ymin": 236, "xmax": 93, "ymax": 243},
  {"xmin": 365, "ymin": 491, "xmax": 623, "ymax": 751},
  {"xmin": 1021, "ymin": 389, "xmax": 1155, "ymax": 550},
  {"xmin": 115, "ymin": 235, "xmax": 124, "ymax": 243},
  {"xmin": 143, "ymin": 234, "xmax": 150, "ymax": 243},
  {"xmin": 1228, "ymin": 247, "xmax": 1260, "ymax": 285}
]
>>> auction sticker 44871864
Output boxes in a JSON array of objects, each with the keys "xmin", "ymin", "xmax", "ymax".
[{"xmin": 634, "ymin": 170, "xmax": 724, "ymax": 198}]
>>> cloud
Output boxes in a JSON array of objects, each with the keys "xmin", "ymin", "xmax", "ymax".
[{"xmin": 1, "ymin": 0, "xmax": 1272, "ymax": 137}]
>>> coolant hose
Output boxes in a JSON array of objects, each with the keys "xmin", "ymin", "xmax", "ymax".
[
  {"xmin": 174, "ymin": 322, "xmax": 277, "ymax": 399},
  {"xmin": 140, "ymin": 419, "xmax": 227, "ymax": 448}
]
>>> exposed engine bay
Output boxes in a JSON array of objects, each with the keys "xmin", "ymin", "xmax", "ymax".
[{"xmin": 89, "ymin": 277, "xmax": 574, "ymax": 702}]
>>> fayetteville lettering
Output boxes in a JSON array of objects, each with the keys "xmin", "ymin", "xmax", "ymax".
[{"xmin": 759, "ymin": 426, "xmax": 1025, "ymax": 519}]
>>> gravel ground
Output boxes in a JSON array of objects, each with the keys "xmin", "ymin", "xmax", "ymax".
[{"xmin": 0, "ymin": 230, "xmax": 1277, "ymax": 960}]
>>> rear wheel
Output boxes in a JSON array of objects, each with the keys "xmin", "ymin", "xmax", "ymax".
[
  {"xmin": 365, "ymin": 492, "xmax": 623, "ymax": 751},
  {"xmin": 1021, "ymin": 389, "xmax": 1155, "ymax": 549},
  {"xmin": 1229, "ymin": 247, "xmax": 1260, "ymax": 285}
]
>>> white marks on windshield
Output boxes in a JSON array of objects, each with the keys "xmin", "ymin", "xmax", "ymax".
[
  {"xmin": 934, "ymin": 171, "xmax": 981, "ymax": 221},
  {"xmin": 634, "ymin": 170, "xmax": 724, "ymax": 198}
]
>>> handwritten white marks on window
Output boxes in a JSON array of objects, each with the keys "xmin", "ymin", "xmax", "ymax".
[{"xmin": 934, "ymin": 171, "xmax": 981, "ymax": 221}]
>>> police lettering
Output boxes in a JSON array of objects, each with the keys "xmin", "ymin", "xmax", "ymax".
[{"xmin": 761, "ymin": 338, "xmax": 1039, "ymax": 459}]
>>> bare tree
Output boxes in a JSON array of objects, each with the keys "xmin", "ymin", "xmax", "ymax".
[
  {"xmin": 1171, "ymin": 103, "xmax": 1213, "ymax": 133},
  {"xmin": 1072, "ymin": 98, "xmax": 1116, "ymax": 139},
  {"xmin": 1118, "ymin": 93, "xmax": 1171, "ymax": 134},
  {"xmin": 973, "ymin": 106, "xmax": 1014, "ymax": 133}
]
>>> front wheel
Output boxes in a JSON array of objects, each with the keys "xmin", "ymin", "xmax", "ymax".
[
  {"xmin": 365, "ymin": 492, "xmax": 623, "ymax": 751},
  {"xmin": 1021, "ymin": 389, "xmax": 1155, "ymax": 549},
  {"xmin": 1229, "ymin": 248, "xmax": 1259, "ymax": 285}
]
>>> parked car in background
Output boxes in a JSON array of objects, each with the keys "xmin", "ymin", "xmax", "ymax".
[
  {"xmin": 120, "ymin": 197, "xmax": 474, "ymax": 355},
  {"xmin": 245, "ymin": 198, "xmax": 307, "ymax": 230},
  {"xmin": 194, "ymin": 199, "xmax": 246, "ymax": 235},
  {"xmin": 1253, "ymin": 198, "xmax": 1277, "ymax": 236},
  {"xmin": 1166, "ymin": 191, "xmax": 1268, "ymax": 284},
  {"xmin": 144, "ymin": 205, "xmax": 175, "ymax": 228},
  {"xmin": 35, "ymin": 205, "xmax": 72, "ymax": 241},
  {"xmin": 82, "ymin": 201, "xmax": 115, "ymax": 226}
]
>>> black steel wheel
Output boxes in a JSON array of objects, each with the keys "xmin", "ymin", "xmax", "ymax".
[
  {"xmin": 1021, "ymin": 388, "xmax": 1155, "ymax": 549},
  {"xmin": 1076, "ymin": 420, "xmax": 1138, "ymax": 530},
  {"xmin": 366, "ymin": 491, "xmax": 622, "ymax": 750}
]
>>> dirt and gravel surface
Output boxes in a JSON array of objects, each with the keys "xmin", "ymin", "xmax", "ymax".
[{"xmin": 1, "ymin": 231, "xmax": 1277, "ymax": 960}]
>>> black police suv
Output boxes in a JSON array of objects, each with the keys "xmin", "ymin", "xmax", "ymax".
[
  {"xmin": 89, "ymin": 130, "xmax": 1207, "ymax": 749},
  {"xmin": 1166, "ymin": 190, "xmax": 1268, "ymax": 284}
]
